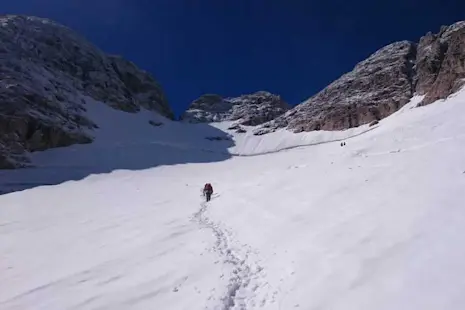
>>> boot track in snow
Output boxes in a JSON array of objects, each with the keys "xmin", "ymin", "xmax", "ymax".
[{"xmin": 192, "ymin": 201, "xmax": 274, "ymax": 309}]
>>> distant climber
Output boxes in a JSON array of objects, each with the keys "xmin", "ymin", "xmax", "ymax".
[{"xmin": 203, "ymin": 183, "xmax": 214, "ymax": 202}]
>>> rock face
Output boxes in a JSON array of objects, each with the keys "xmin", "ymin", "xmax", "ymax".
[
  {"xmin": 257, "ymin": 41, "xmax": 417, "ymax": 134},
  {"xmin": 256, "ymin": 21, "xmax": 465, "ymax": 135},
  {"xmin": 181, "ymin": 91, "xmax": 290, "ymax": 126},
  {"xmin": 415, "ymin": 21, "xmax": 465, "ymax": 105},
  {"xmin": 0, "ymin": 15, "xmax": 172, "ymax": 168}
]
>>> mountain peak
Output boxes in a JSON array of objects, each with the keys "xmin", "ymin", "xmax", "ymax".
[
  {"xmin": 181, "ymin": 91, "xmax": 290, "ymax": 126},
  {"xmin": 255, "ymin": 21, "xmax": 465, "ymax": 135}
]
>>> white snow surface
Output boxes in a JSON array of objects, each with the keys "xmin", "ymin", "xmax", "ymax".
[{"xmin": 1, "ymin": 90, "xmax": 465, "ymax": 309}]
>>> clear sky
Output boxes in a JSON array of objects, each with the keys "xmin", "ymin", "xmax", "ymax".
[{"xmin": 2, "ymin": 1, "xmax": 465, "ymax": 116}]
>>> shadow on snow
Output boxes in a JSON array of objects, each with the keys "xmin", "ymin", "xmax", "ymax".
[{"xmin": 0, "ymin": 122, "xmax": 234, "ymax": 195}]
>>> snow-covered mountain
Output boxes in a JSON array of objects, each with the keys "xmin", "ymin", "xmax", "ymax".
[
  {"xmin": 2, "ymin": 15, "xmax": 465, "ymax": 170},
  {"xmin": 181, "ymin": 91, "xmax": 290, "ymax": 128},
  {"xmin": 0, "ymin": 15, "xmax": 173, "ymax": 169}
]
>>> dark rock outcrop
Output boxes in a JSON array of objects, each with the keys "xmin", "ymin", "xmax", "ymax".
[
  {"xmin": 181, "ymin": 91, "xmax": 290, "ymax": 126},
  {"xmin": 0, "ymin": 15, "xmax": 172, "ymax": 168}
]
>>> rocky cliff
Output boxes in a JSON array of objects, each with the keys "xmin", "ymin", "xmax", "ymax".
[
  {"xmin": 0, "ymin": 15, "xmax": 173, "ymax": 168},
  {"xmin": 257, "ymin": 41, "xmax": 416, "ymax": 134},
  {"xmin": 415, "ymin": 21, "xmax": 465, "ymax": 105},
  {"xmin": 256, "ymin": 21, "xmax": 465, "ymax": 135},
  {"xmin": 181, "ymin": 91, "xmax": 290, "ymax": 126}
]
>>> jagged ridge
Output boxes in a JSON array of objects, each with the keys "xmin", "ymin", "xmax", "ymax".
[
  {"xmin": 255, "ymin": 21, "xmax": 465, "ymax": 135},
  {"xmin": 258, "ymin": 41, "xmax": 417, "ymax": 134},
  {"xmin": 181, "ymin": 91, "xmax": 290, "ymax": 126}
]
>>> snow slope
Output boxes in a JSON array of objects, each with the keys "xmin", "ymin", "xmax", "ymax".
[
  {"xmin": 1, "ymin": 90, "xmax": 465, "ymax": 309},
  {"xmin": 1, "ymin": 92, "xmax": 389, "ymax": 194}
]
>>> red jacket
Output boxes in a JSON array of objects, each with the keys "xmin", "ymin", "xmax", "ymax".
[{"xmin": 204, "ymin": 183, "xmax": 213, "ymax": 193}]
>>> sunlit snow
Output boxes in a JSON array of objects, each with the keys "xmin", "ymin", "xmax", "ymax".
[{"xmin": 1, "ymin": 90, "xmax": 465, "ymax": 309}]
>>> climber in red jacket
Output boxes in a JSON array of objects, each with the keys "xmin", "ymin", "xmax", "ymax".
[{"xmin": 203, "ymin": 183, "xmax": 213, "ymax": 202}]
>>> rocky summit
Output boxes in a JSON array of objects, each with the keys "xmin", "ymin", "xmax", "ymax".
[
  {"xmin": 181, "ymin": 91, "xmax": 290, "ymax": 126},
  {"xmin": 0, "ymin": 15, "xmax": 173, "ymax": 168},
  {"xmin": 257, "ymin": 41, "xmax": 416, "ymax": 134},
  {"xmin": 256, "ymin": 21, "xmax": 465, "ymax": 135}
]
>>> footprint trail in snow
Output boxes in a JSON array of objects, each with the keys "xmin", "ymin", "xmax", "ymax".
[{"xmin": 192, "ymin": 201, "xmax": 275, "ymax": 309}]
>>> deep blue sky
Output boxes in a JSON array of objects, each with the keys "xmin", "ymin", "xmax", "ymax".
[{"xmin": 2, "ymin": 1, "xmax": 465, "ymax": 116}]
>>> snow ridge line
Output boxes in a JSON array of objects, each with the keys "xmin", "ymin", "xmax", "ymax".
[{"xmin": 192, "ymin": 201, "xmax": 269, "ymax": 309}]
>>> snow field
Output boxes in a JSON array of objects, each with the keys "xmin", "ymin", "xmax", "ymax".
[{"xmin": 1, "ymin": 90, "xmax": 465, "ymax": 309}]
